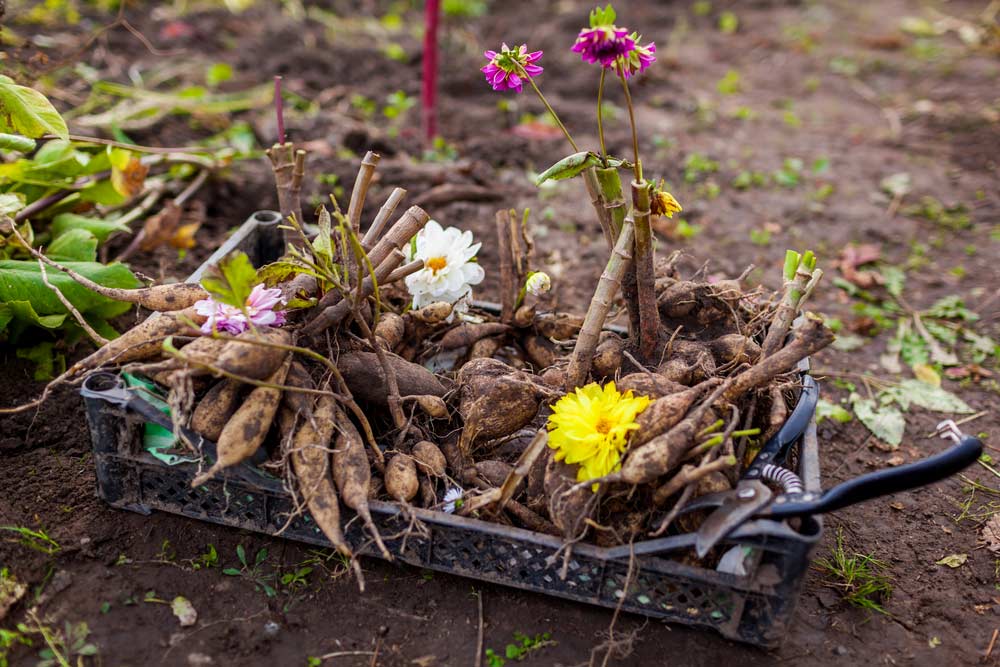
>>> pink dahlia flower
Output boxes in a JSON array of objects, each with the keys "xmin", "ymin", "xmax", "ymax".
[
  {"xmin": 572, "ymin": 25, "xmax": 635, "ymax": 68},
  {"xmin": 194, "ymin": 283, "xmax": 287, "ymax": 335},
  {"xmin": 615, "ymin": 35, "xmax": 656, "ymax": 78},
  {"xmin": 481, "ymin": 43, "xmax": 543, "ymax": 93}
]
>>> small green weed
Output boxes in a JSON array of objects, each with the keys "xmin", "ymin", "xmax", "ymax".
[
  {"xmin": 0, "ymin": 526, "xmax": 60, "ymax": 556},
  {"xmin": 683, "ymin": 153, "xmax": 719, "ymax": 183},
  {"xmin": 484, "ymin": 632, "xmax": 555, "ymax": 666},
  {"xmin": 903, "ymin": 196, "xmax": 971, "ymax": 230},
  {"xmin": 190, "ymin": 544, "xmax": 219, "ymax": 570},
  {"xmin": 223, "ymin": 545, "xmax": 277, "ymax": 597},
  {"xmin": 814, "ymin": 528, "xmax": 893, "ymax": 614}
]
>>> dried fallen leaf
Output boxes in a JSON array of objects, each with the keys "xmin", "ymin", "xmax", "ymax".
[
  {"xmin": 838, "ymin": 243, "xmax": 883, "ymax": 288},
  {"xmin": 912, "ymin": 363, "xmax": 941, "ymax": 387},
  {"xmin": 171, "ymin": 596, "xmax": 197, "ymax": 626},
  {"xmin": 170, "ymin": 221, "xmax": 201, "ymax": 250},
  {"xmin": 0, "ymin": 572, "xmax": 27, "ymax": 622},
  {"xmin": 889, "ymin": 501, "xmax": 905, "ymax": 511},
  {"xmin": 140, "ymin": 202, "xmax": 183, "ymax": 252},
  {"xmin": 981, "ymin": 515, "xmax": 1000, "ymax": 555},
  {"xmin": 111, "ymin": 157, "xmax": 149, "ymax": 198},
  {"xmin": 935, "ymin": 553, "xmax": 968, "ymax": 568}
]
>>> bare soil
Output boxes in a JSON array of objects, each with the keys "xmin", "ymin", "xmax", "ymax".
[{"xmin": 2, "ymin": 1, "xmax": 999, "ymax": 665}]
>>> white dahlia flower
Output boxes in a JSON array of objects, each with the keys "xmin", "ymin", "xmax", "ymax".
[{"xmin": 405, "ymin": 220, "xmax": 485, "ymax": 310}]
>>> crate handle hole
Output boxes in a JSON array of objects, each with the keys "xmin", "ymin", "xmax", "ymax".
[
  {"xmin": 83, "ymin": 372, "xmax": 123, "ymax": 392},
  {"xmin": 253, "ymin": 211, "xmax": 281, "ymax": 225}
]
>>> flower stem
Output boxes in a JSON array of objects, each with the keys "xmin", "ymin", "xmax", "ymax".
[
  {"xmin": 523, "ymin": 72, "xmax": 579, "ymax": 152},
  {"xmin": 619, "ymin": 76, "xmax": 642, "ymax": 183},
  {"xmin": 596, "ymin": 68, "xmax": 609, "ymax": 167}
]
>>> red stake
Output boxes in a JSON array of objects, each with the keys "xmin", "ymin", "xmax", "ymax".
[
  {"xmin": 274, "ymin": 75, "xmax": 285, "ymax": 145},
  {"xmin": 421, "ymin": 0, "xmax": 440, "ymax": 145}
]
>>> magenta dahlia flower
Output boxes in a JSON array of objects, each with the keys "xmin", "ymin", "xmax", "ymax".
[
  {"xmin": 572, "ymin": 25, "xmax": 635, "ymax": 67},
  {"xmin": 481, "ymin": 43, "xmax": 543, "ymax": 93},
  {"xmin": 194, "ymin": 283, "xmax": 287, "ymax": 335},
  {"xmin": 615, "ymin": 35, "xmax": 656, "ymax": 79}
]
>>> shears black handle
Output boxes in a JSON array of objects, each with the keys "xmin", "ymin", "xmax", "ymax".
[
  {"xmin": 743, "ymin": 374, "xmax": 818, "ymax": 479},
  {"xmin": 767, "ymin": 434, "xmax": 982, "ymax": 518}
]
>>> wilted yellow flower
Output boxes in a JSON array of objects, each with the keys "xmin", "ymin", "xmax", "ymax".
[
  {"xmin": 651, "ymin": 189, "xmax": 682, "ymax": 218},
  {"xmin": 547, "ymin": 382, "xmax": 650, "ymax": 490}
]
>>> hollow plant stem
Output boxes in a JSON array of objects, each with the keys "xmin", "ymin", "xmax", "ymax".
[
  {"xmin": 631, "ymin": 180, "xmax": 657, "ymax": 359},
  {"xmin": 761, "ymin": 250, "xmax": 817, "ymax": 357},
  {"xmin": 565, "ymin": 220, "xmax": 636, "ymax": 390}
]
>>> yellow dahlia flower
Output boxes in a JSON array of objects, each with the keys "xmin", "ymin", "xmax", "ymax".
[{"xmin": 547, "ymin": 382, "xmax": 650, "ymax": 490}]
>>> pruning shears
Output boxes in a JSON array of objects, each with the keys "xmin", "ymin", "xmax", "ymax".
[
  {"xmin": 690, "ymin": 374, "xmax": 982, "ymax": 557},
  {"xmin": 81, "ymin": 372, "xmax": 274, "ymax": 485}
]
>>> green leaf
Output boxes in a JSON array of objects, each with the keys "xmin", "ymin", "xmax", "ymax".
[
  {"xmin": 816, "ymin": 399, "xmax": 852, "ymax": 424},
  {"xmin": 935, "ymin": 553, "xmax": 967, "ymax": 568},
  {"xmin": 78, "ymin": 178, "xmax": 128, "ymax": 206},
  {"xmin": 924, "ymin": 295, "xmax": 978, "ymax": 322},
  {"xmin": 15, "ymin": 341, "xmax": 62, "ymax": 380},
  {"xmin": 0, "ymin": 259, "xmax": 139, "ymax": 332},
  {"xmin": 171, "ymin": 596, "xmax": 198, "ymax": 627},
  {"xmin": 0, "ymin": 300, "xmax": 68, "ymax": 339},
  {"xmin": 222, "ymin": 568, "xmax": 241, "ymax": 576},
  {"xmin": 589, "ymin": 4, "xmax": 616, "ymax": 27},
  {"xmin": 236, "ymin": 544, "xmax": 247, "ymax": 566},
  {"xmin": 851, "ymin": 395, "xmax": 904, "ymax": 447},
  {"xmin": 206, "ymin": 63, "xmax": 234, "ymax": 87},
  {"xmin": 200, "ymin": 251, "xmax": 257, "ymax": 309},
  {"xmin": 313, "ymin": 206, "xmax": 334, "ymax": 261},
  {"xmin": 256, "ymin": 260, "xmax": 311, "ymax": 287},
  {"xmin": 535, "ymin": 152, "xmax": 606, "ymax": 185},
  {"xmin": 0, "ymin": 75, "xmax": 68, "ymax": 139},
  {"xmin": 0, "ymin": 133, "xmax": 37, "ymax": 153},
  {"xmin": 47, "ymin": 228, "xmax": 98, "ymax": 261},
  {"xmin": 889, "ymin": 379, "xmax": 974, "ymax": 414},
  {"xmin": 881, "ymin": 265, "xmax": 906, "ymax": 298},
  {"xmin": 0, "ymin": 192, "xmax": 25, "ymax": 216},
  {"xmin": 831, "ymin": 332, "xmax": 866, "ymax": 351},
  {"xmin": 51, "ymin": 212, "xmax": 131, "ymax": 245}
]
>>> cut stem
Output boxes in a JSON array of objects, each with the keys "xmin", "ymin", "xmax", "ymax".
[
  {"xmin": 495, "ymin": 209, "xmax": 516, "ymax": 323},
  {"xmin": 565, "ymin": 220, "xmax": 636, "ymax": 390},
  {"xmin": 631, "ymin": 180, "xmax": 658, "ymax": 360},
  {"xmin": 761, "ymin": 250, "xmax": 817, "ymax": 357},
  {"xmin": 361, "ymin": 187, "xmax": 406, "ymax": 250},
  {"xmin": 347, "ymin": 151, "xmax": 381, "ymax": 236}
]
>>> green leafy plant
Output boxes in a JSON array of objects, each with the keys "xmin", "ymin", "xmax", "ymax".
[
  {"xmin": 0, "ymin": 526, "xmax": 61, "ymax": 556},
  {"xmin": 815, "ymin": 528, "xmax": 893, "ymax": 614},
  {"xmin": 279, "ymin": 566, "xmax": 313, "ymax": 589},
  {"xmin": 223, "ymin": 545, "xmax": 277, "ymax": 597},
  {"xmin": 484, "ymin": 631, "xmax": 555, "ymax": 665},
  {"xmin": 682, "ymin": 153, "xmax": 719, "ymax": 183},
  {"xmin": 190, "ymin": 544, "xmax": 219, "ymax": 570}
]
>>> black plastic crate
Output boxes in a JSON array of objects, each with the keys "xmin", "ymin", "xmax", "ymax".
[{"xmin": 83, "ymin": 211, "xmax": 823, "ymax": 647}]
